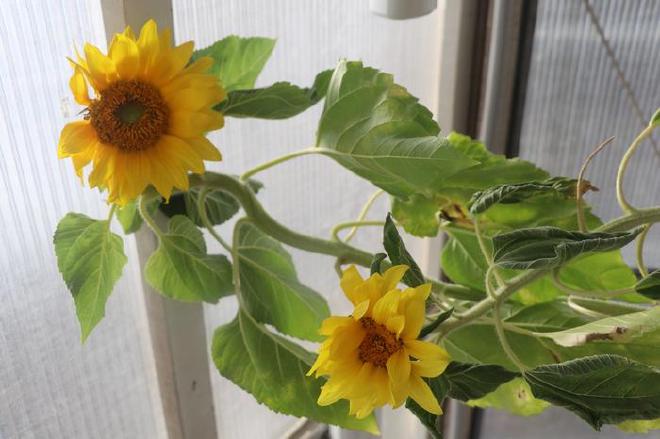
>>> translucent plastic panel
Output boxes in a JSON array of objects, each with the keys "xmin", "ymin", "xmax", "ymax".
[
  {"xmin": 0, "ymin": 2, "xmax": 164, "ymax": 438},
  {"xmin": 172, "ymin": 1, "xmax": 443, "ymax": 436},
  {"xmin": 518, "ymin": 0, "xmax": 660, "ymax": 266}
]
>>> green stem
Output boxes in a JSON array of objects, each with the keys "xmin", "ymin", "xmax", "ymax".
[
  {"xmin": 493, "ymin": 300, "xmax": 527, "ymax": 371},
  {"xmin": 550, "ymin": 269, "xmax": 634, "ymax": 298},
  {"xmin": 342, "ymin": 189, "xmax": 385, "ymax": 243},
  {"xmin": 636, "ymin": 224, "xmax": 651, "ymax": 277},
  {"xmin": 576, "ymin": 136, "xmax": 614, "ymax": 232},
  {"xmin": 197, "ymin": 186, "xmax": 233, "ymax": 253},
  {"xmin": 616, "ymin": 124, "xmax": 656, "ymax": 213},
  {"xmin": 474, "ymin": 216, "xmax": 504, "ymax": 286},
  {"xmin": 194, "ymin": 172, "xmax": 470, "ymax": 298},
  {"xmin": 107, "ymin": 204, "xmax": 117, "ymax": 223},
  {"xmin": 240, "ymin": 148, "xmax": 318, "ymax": 181},
  {"xmin": 597, "ymin": 207, "xmax": 660, "ymax": 232},
  {"xmin": 439, "ymin": 269, "xmax": 546, "ymax": 334},
  {"xmin": 331, "ymin": 220, "xmax": 385, "ymax": 242},
  {"xmin": 139, "ymin": 195, "xmax": 164, "ymax": 239}
]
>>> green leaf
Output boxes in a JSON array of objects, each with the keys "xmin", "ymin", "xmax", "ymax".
[
  {"xmin": 524, "ymin": 355, "xmax": 660, "ymax": 429},
  {"xmin": 383, "ymin": 214, "xmax": 425, "ymax": 287},
  {"xmin": 618, "ymin": 418, "xmax": 660, "ymax": 433},
  {"xmin": 468, "ymin": 378, "xmax": 550, "ymax": 416},
  {"xmin": 235, "ymin": 221, "xmax": 329, "ymax": 341},
  {"xmin": 391, "ymin": 194, "xmax": 441, "ymax": 237},
  {"xmin": 442, "ymin": 323, "xmax": 556, "ymax": 371},
  {"xmin": 212, "ymin": 311, "xmax": 378, "ymax": 434},
  {"xmin": 160, "ymin": 179, "xmax": 262, "ymax": 227},
  {"xmin": 469, "ymin": 177, "xmax": 588, "ymax": 215},
  {"xmin": 636, "ymin": 270, "xmax": 660, "ymax": 300},
  {"xmin": 442, "ymin": 362, "xmax": 519, "ymax": 401},
  {"xmin": 420, "ymin": 308, "xmax": 454, "ymax": 338},
  {"xmin": 144, "ymin": 216, "xmax": 233, "ymax": 302},
  {"xmin": 316, "ymin": 61, "xmax": 477, "ymax": 197},
  {"xmin": 405, "ymin": 378, "xmax": 448, "ymax": 439},
  {"xmin": 218, "ymin": 70, "xmax": 332, "ymax": 119},
  {"xmin": 54, "ymin": 213, "xmax": 127, "ymax": 341},
  {"xmin": 505, "ymin": 300, "xmax": 593, "ymax": 333},
  {"xmin": 440, "ymin": 133, "xmax": 549, "ymax": 193},
  {"xmin": 370, "ymin": 252, "xmax": 387, "ymax": 275},
  {"xmin": 441, "ymin": 227, "xmax": 488, "ymax": 292},
  {"xmin": 533, "ymin": 306, "xmax": 660, "ymax": 347},
  {"xmin": 192, "ymin": 36, "xmax": 275, "ymax": 92},
  {"xmin": 492, "ymin": 226, "xmax": 643, "ymax": 270}
]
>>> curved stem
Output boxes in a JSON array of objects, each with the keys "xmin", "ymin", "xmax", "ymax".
[
  {"xmin": 331, "ymin": 220, "xmax": 385, "ymax": 242},
  {"xmin": 240, "ymin": 148, "xmax": 318, "ymax": 181},
  {"xmin": 197, "ymin": 187, "xmax": 233, "ymax": 253},
  {"xmin": 616, "ymin": 124, "xmax": 656, "ymax": 213},
  {"xmin": 493, "ymin": 299, "xmax": 527, "ymax": 371},
  {"xmin": 342, "ymin": 189, "xmax": 385, "ymax": 243},
  {"xmin": 194, "ymin": 172, "xmax": 470, "ymax": 298},
  {"xmin": 550, "ymin": 269, "xmax": 633, "ymax": 298},
  {"xmin": 636, "ymin": 224, "xmax": 651, "ymax": 277},
  {"xmin": 474, "ymin": 216, "xmax": 504, "ymax": 286},
  {"xmin": 576, "ymin": 136, "xmax": 614, "ymax": 232},
  {"xmin": 139, "ymin": 195, "xmax": 164, "ymax": 239}
]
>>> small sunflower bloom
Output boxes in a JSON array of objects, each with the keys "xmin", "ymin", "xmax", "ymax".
[
  {"xmin": 58, "ymin": 20, "xmax": 226, "ymax": 205},
  {"xmin": 308, "ymin": 265, "xmax": 450, "ymax": 419}
]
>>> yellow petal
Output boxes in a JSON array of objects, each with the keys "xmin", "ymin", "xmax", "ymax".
[
  {"xmin": 183, "ymin": 55, "xmax": 214, "ymax": 74},
  {"xmin": 386, "ymin": 349, "xmax": 411, "ymax": 385},
  {"xmin": 136, "ymin": 19, "xmax": 160, "ymax": 72},
  {"xmin": 68, "ymin": 65, "xmax": 90, "ymax": 105},
  {"xmin": 83, "ymin": 43, "xmax": 117, "ymax": 89},
  {"xmin": 405, "ymin": 339, "xmax": 450, "ymax": 365},
  {"xmin": 352, "ymin": 300, "xmax": 370, "ymax": 320},
  {"xmin": 386, "ymin": 315, "xmax": 405, "ymax": 336},
  {"xmin": 412, "ymin": 357, "xmax": 450, "ymax": 378},
  {"xmin": 401, "ymin": 295, "xmax": 426, "ymax": 339},
  {"xmin": 165, "ymin": 87, "xmax": 224, "ymax": 111},
  {"xmin": 372, "ymin": 289, "xmax": 401, "ymax": 324},
  {"xmin": 408, "ymin": 375, "xmax": 442, "ymax": 415},
  {"xmin": 382, "ymin": 264, "xmax": 409, "ymax": 291},
  {"xmin": 109, "ymin": 34, "xmax": 139, "ymax": 79},
  {"xmin": 58, "ymin": 121, "xmax": 97, "ymax": 157},
  {"xmin": 159, "ymin": 135, "xmax": 205, "ymax": 174},
  {"xmin": 319, "ymin": 316, "xmax": 352, "ymax": 336},
  {"xmin": 340, "ymin": 265, "xmax": 365, "ymax": 305},
  {"xmin": 186, "ymin": 136, "xmax": 222, "ymax": 161},
  {"xmin": 170, "ymin": 111, "xmax": 222, "ymax": 138},
  {"xmin": 317, "ymin": 381, "xmax": 344, "ymax": 406},
  {"xmin": 329, "ymin": 323, "xmax": 364, "ymax": 358}
]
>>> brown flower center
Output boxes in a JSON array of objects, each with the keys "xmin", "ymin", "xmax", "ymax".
[
  {"xmin": 358, "ymin": 317, "xmax": 403, "ymax": 367},
  {"xmin": 87, "ymin": 80, "xmax": 169, "ymax": 152}
]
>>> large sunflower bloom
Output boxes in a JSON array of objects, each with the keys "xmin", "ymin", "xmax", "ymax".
[
  {"xmin": 308, "ymin": 265, "xmax": 450, "ymax": 419},
  {"xmin": 58, "ymin": 20, "xmax": 225, "ymax": 205}
]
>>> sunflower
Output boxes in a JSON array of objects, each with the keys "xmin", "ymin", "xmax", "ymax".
[
  {"xmin": 58, "ymin": 20, "xmax": 225, "ymax": 205},
  {"xmin": 308, "ymin": 265, "xmax": 450, "ymax": 419}
]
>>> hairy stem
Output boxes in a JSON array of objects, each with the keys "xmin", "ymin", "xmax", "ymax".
[
  {"xmin": 194, "ymin": 172, "xmax": 471, "ymax": 298},
  {"xmin": 597, "ymin": 207, "xmax": 660, "ymax": 232},
  {"xmin": 139, "ymin": 194, "xmax": 163, "ymax": 238},
  {"xmin": 636, "ymin": 224, "xmax": 651, "ymax": 277},
  {"xmin": 197, "ymin": 187, "xmax": 233, "ymax": 253},
  {"xmin": 240, "ymin": 148, "xmax": 318, "ymax": 181},
  {"xmin": 576, "ymin": 136, "xmax": 614, "ymax": 232},
  {"xmin": 493, "ymin": 300, "xmax": 527, "ymax": 371}
]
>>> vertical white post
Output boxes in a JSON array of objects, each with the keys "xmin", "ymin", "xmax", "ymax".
[{"xmin": 98, "ymin": 1, "xmax": 218, "ymax": 438}]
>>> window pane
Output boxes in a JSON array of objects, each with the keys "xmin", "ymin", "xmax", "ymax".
[{"xmin": 0, "ymin": 2, "xmax": 165, "ymax": 438}]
